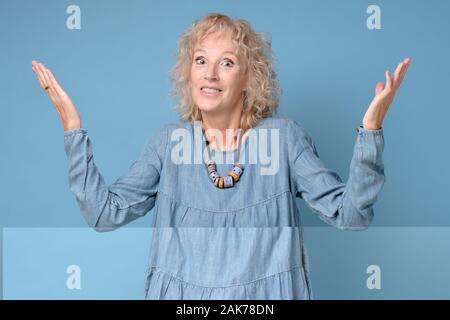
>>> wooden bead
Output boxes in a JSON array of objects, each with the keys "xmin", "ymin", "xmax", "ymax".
[
  {"xmin": 218, "ymin": 177, "xmax": 224, "ymax": 188},
  {"xmin": 228, "ymin": 171, "xmax": 239, "ymax": 182},
  {"xmin": 204, "ymin": 159, "xmax": 244, "ymax": 189}
]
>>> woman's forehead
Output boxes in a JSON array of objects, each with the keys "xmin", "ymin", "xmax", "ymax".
[
  {"xmin": 197, "ymin": 31, "xmax": 234, "ymax": 45},
  {"xmin": 194, "ymin": 32, "xmax": 240, "ymax": 55}
]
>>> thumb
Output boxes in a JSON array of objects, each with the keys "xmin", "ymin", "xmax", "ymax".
[{"xmin": 375, "ymin": 82, "xmax": 385, "ymax": 95}]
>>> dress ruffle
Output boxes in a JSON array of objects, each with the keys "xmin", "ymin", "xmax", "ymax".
[
  {"xmin": 144, "ymin": 226, "xmax": 311, "ymax": 300},
  {"xmin": 153, "ymin": 190, "xmax": 301, "ymax": 227},
  {"xmin": 145, "ymin": 265, "xmax": 310, "ymax": 300}
]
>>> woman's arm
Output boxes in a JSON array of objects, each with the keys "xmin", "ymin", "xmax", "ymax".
[
  {"xmin": 289, "ymin": 57, "xmax": 411, "ymax": 229},
  {"xmin": 290, "ymin": 121, "xmax": 384, "ymax": 230},
  {"xmin": 32, "ymin": 60, "xmax": 166, "ymax": 232},
  {"xmin": 63, "ymin": 127, "xmax": 166, "ymax": 232}
]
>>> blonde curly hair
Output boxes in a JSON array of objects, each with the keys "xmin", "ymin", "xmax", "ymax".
[{"xmin": 170, "ymin": 13, "xmax": 280, "ymax": 132}]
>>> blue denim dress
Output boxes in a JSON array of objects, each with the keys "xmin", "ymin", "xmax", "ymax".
[{"xmin": 63, "ymin": 116, "xmax": 385, "ymax": 299}]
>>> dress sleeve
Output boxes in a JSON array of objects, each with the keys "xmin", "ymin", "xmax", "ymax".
[
  {"xmin": 288, "ymin": 120, "xmax": 385, "ymax": 230},
  {"xmin": 63, "ymin": 125, "xmax": 167, "ymax": 232}
]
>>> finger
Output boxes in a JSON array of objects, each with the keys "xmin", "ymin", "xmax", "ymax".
[
  {"xmin": 46, "ymin": 68, "xmax": 65, "ymax": 95},
  {"xmin": 37, "ymin": 63, "xmax": 50, "ymax": 89},
  {"xmin": 32, "ymin": 62, "xmax": 65, "ymax": 119},
  {"xmin": 39, "ymin": 63, "xmax": 52, "ymax": 89},
  {"xmin": 375, "ymin": 82, "xmax": 385, "ymax": 95},
  {"xmin": 34, "ymin": 72, "xmax": 63, "ymax": 119},
  {"xmin": 393, "ymin": 58, "xmax": 412, "ymax": 89},
  {"xmin": 31, "ymin": 60, "xmax": 39, "ymax": 70},
  {"xmin": 42, "ymin": 67, "xmax": 61, "ymax": 99},
  {"xmin": 385, "ymin": 70, "xmax": 393, "ymax": 90},
  {"xmin": 32, "ymin": 64, "xmax": 47, "ymax": 89},
  {"xmin": 43, "ymin": 68, "xmax": 69, "ymax": 117},
  {"xmin": 393, "ymin": 61, "xmax": 405, "ymax": 87},
  {"xmin": 33, "ymin": 65, "xmax": 51, "ymax": 91},
  {"xmin": 396, "ymin": 58, "xmax": 411, "ymax": 87},
  {"xmin": 45, "ymin": 69, "xmax": 68, "ymax": 114},
  {"xmin": 35, "ymin": 63, "xmax": 60, "ymax": 103},
  {"xmin": 37, "ymin": 62, "xmax": 49, "ymax": 83},
  {"xmin": 43, "ymin": 69, "xmax": 59, "ymax": 96}
]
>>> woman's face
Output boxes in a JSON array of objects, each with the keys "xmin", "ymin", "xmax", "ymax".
[{"xmin": 190, "ymin": 31, "xmax": 247, "ymax": 116}]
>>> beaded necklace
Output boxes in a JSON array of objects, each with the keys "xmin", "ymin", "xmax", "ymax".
[{"xmin": 202, "ymin": 127, "xmax": 245, "ymax": 189}]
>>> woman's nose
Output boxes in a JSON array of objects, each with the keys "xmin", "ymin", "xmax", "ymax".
[
  {"xmin": 204, "ymin": 65, "xmax": 219, "ymax": 81},
  {"xmin": 204, "ymin": 74, "xmax": 218, "ymax": 81}
]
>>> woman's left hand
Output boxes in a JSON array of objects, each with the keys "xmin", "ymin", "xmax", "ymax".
[{"xmin": 362, "ymin": 57, "xmax": 412, "ymax": 130}]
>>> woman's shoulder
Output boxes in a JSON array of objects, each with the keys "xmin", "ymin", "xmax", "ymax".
[
  {"xmin": 257, "ymin": 116, "xmax": 314, "ymax": 158},
  {"xmin": 147, "ymin": 120, "xmax": 191, "ymax": 139},
  {"xmin": 256, "ymin": 116, "xmax": 309, "ymax": 138},
  {"xmin": 154, "ymin": 116, "xmax": 306, "ymax": 132},
  {"xmin": 141, "ymin": 121, "xmax": 186, "ymax": 156},
  {"xmin": 148, "ymin": 116, "xmax": 312, "ymax": 147}
]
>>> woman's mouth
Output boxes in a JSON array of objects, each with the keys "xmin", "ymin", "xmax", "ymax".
[{"xmin": 200, "ymin": 87, "xmax": 223, "ymax": 97}]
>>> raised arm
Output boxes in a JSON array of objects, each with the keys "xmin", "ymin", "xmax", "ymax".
[
  {"xmin": 290, "ymin": 121, "xmax": 384, "ymax": 230},
  {"xmin": 290, "ymin": 57, "xmax": 411, "ymax": 229},
  {"xmin": 32, "ymin": 60, "xmax": 166, "ymax": 231},
  {"xmin": 63, "ymin": 127, "xmax": 165, "ymax": 232}
]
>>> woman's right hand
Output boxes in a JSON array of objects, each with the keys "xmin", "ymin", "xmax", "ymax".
[{"xmin": 32, "ymin": 60, "xmax": 81, "ymax": 131}]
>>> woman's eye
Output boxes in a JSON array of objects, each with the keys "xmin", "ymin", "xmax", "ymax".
[
  {"xmin": 194, "ymin": 57, "xmax": 234, "ymax": 67},
  {"xmin": 221, "ymin": 59, "xmax": 234, "ymax": 67},
  {"xmin": 194, "ymin": 57, "xmax": 205, "ymax": 64}
]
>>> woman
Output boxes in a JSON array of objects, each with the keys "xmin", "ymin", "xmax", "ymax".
[{"xmin": 31, "ymin": 13, "xmax": 410, "ymax": 299}]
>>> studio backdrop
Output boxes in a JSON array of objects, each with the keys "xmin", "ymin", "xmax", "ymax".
[{"xmin": 1, "ymin": 0, "xmax": 449, "ymax": 299}]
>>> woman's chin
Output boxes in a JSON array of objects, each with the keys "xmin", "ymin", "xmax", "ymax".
[{"xmin": 197, "ymin": 104, "xmax": 223, "ymax": 114}]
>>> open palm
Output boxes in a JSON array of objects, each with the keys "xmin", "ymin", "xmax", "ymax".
[
  {"xmin": 362, "ymin": 57, "xmax": 411, "ymax": 130},
  {"xmin": 32, "ymin": 60, "xmax": 81, "ymax": 131}
]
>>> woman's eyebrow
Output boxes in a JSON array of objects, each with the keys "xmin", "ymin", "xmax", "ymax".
[{"xmin": 194, "ymin": 49, "xmax": 238, "ymax": 58}]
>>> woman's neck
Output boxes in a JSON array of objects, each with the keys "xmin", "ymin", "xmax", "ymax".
[{"xmin": 201, "ymin": 111, "xmax": 244, "ymax": 151}]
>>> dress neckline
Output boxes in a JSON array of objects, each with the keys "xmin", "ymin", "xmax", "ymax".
[{"xmin": 193, "ymin": 117, "xmax": 268, "ymax": 155}]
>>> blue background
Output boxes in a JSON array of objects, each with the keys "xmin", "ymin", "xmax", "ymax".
[
  {"xmin": 4, "ymin": 227, "xmax": 450, "ymax": 299},
  {"xmin": 1, "ymin": 0, "xmax": 449, "ymax": 298}
]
